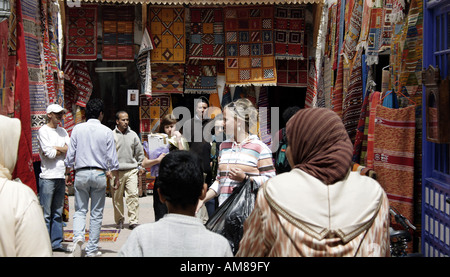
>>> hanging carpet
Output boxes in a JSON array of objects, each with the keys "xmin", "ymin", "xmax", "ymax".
[
  {"xmin": 188, "ymin": 7, "xmax": 224, "ymax": 60},
  {"xmin": 276, "ymin": 59, "xmax": 307, "ymax": 87},
  {"xmin": 139, "ymin": 94, "xmax": 172, "ymax": 137},
  {"xmin": 224, "ymin": 6, "xmax": 277, "ymax": 87},
  {"xmin": 273, "ymin": 5, "xmax": 307, "ymax": 60},
  {"xmin": 65, "ymin": 5, "xmax": 97, "ymax": 61},
  {"xmin": 102, "ymin": 5, "xmax": 134, "ymax": 61},
  {"xmin": 185, "ymin": 60, "xmax": 218, "ymax": 94},
  {"xmin": 373, "ymin": 105, "xmax": 416, "ymax": 228},
  {"xmin": 137, "ymin": 26, "xmax": 154, "ymax": 98},
  {"xmin": 304, "ymin": 61, "xmax": 317, "ymax": 108},
  {"xmin": 0, "ymin": 20, "xmax": 15, "ymax": 116},
  {"xmin": 149, "ymin": 6, "xmax": 186, "ymax": 63},
  {"xmin": 366, "ymin": 8, "xmax": 384, "ymax": 65},
  {"xmin": 151, "ymin": 63, "xmax": 184, "ymax": 94}
]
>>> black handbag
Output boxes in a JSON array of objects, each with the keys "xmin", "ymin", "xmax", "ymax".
[{"xmin": 205, "ymin": 178, "xmax": 257, "ymax": 254}]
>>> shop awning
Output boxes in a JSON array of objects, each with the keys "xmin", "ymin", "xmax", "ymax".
[{"xmin": 74, "ymin": 0, "xmax": 324, "ymax": 5}]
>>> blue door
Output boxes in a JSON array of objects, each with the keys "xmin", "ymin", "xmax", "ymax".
[{"xmin": 422, "ymin": 0, "xmax": 450, "ymax": 257}]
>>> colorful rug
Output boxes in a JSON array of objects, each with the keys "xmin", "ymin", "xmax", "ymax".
[
  {"xmin": 149, "ymin": 6, "xmax": 186, "ymax": 63},
  {"xmin": 0, "ymin": 20, "xmax": 15, "ymax": 116},
  {"xmin": 137, "ymin": 26, "xmax": 154, "ymax": 98},
  {"xmin": 188, "ymin": 7, "xmax": 224, "ymax": 60},
  {"xmin": 65, "ymin": 5, "xmax": 97, "ymax": 61},
  {"xmin": 224, "ymin": 6, "xmax": 277, "ymax": 87},
  {"xmin": 342, "ymin": 48, "xmax": 363, "ymax": 143},
  {"xmin": 366, "ymin": 8, "xmax": 384, "ymax": 65},
  {"xmin": 274, "ymin": 5, "xmax": 307, "ymax": 60},
  {"xmin": 380, "ymin": 0, "xmax": 393, "ymax": 51},
  {"xmin": 151, "ymin": 63, "xmax": 184, "ymax": 94},
  {"xmin": 102, "ymin": 5, "xmax": 134, "ymax": 61},
  {"xmin": 342, "ymin": 0, "xmax": 363, "ymax": 62},
  {"xmin": 12, "ymin": 0, "xmax": 37, "ymax": 193},
  {"xmin": 139, "ymin": 94, "xmax": 172, "ymax": 136},
  {"xmin": 74, "ymin": 62, "xmax": 93, "ymax": 108},
  {"xmin": 63, "ymin": 229, "xmax": 120, "ymax": 242},
  {"xmin": 185, "ymin": 60, "xmax": 218, "ymax": 94},
  {"xmin": 304, "ymin": 61, "xmax": 317, "ymax": 108},
  {"xmin": 373, "ymin": 104, "xmax": 416, "ymax": 228},
  {"xmin": 22, "ymin": 0, "xmax": 47, "ymax": 161},
  {"xmin": 276, "ymin": 59, "xmax": 307, "ymax": 87},
  {"xmin": 366, "ymin": 91, "xmax": 381, "ymax": 169},
  {"xmin": 331, "ymin": 56, "xmax": 344, "ymax": 117},
  {"xmin": 352, "ymin": 89, "xmax": 371, "ymax": 164}
]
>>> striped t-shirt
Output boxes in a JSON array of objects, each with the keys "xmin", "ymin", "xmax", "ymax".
[{"xmin": 210, "ymin": 135, "xmax": 276, "ymax": 206}]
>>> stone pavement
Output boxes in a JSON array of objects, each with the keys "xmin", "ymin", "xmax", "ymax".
[{"xmin": 52, "ymin": 192, "xmax": 155, "ymax": 257}]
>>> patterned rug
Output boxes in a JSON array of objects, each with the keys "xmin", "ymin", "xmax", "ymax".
[
  {"xmin": 149, "ymin": 6, "xmax": 186, "ymax": 63},
  {"xmin": 305, "ymin": 61, "xmax": 317, "ymax": 108},
  {"xmin": 0, "ymin": 20, "xmax": 15, "ymax": 116},
  {"xmin": 342, "ymin": 0, "xmax": 363, "ymax": 62},
  {"xmin": 274, "ymin": 5, "xmax": 307, "ymax": 60},
  {"xmin": 224, "ymin": 6, "xmax": 277, "ymax": 87},
  {"xmin": 374, "ymin": 105, "xmax": 416, "ymax": 228},
  {"xmin": 65, "ymin": 5, "xmax": 97, "ymax": 61},
  {"xmin": 102, "ymin": 5, "xmax": 134, "ymax": 61},
  {"xmin": 137, "ymin": 26, "xmax": 154, "ymax": 98},
  {"xmin": 185, "ymin": 60, "xmax": 218, "ymax": 94},
  {"xmin": 151, "ymin": 63, "xmax": 184, "ymax": 94},
  {"xmin": 63, "ymin": 229, "xmax": 120, "ymax": 242},
  {"xmin": 139, "ymin": 94, "xmax": 172, "ymax": 136},
  {"xmin": 188, "ymin": 7, "xmax": 224, "ymax": 60},
  {"xmin": 276, "ymin": 59, "xmax": 307, "ymax": 87},
  {"xmin": 331, "ymin": 57, "xmax": 344, "ymax": 117},
  {"xmin": 366, "ymin": 8, "xmax": 384, "ymax": 65}
]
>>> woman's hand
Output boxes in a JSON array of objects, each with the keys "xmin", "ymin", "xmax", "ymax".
[{"xmin": 229, "ymin": 167, "xmax": 246, "ymax": 182}]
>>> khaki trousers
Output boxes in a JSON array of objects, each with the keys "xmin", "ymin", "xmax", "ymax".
[{"xmin": 112, "ymin": 168, "xmax": 139, "ymax": 225}]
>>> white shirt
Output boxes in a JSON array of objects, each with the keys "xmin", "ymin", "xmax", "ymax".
[{"xmin": 37, "ymin": 124, "xmax": 70, "ymax": 179}]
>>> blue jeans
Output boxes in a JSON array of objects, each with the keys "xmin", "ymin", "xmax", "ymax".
[
  {"xmin": 39, "ymin": 178, "xmax": 65, "ymax": 249},
  {"xmin": 73, "ymin": 169, "xmax": 107, "ymax": 256}
]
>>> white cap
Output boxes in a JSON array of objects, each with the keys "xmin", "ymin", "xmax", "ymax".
[{"xmin": 46, "ymin": 104, "xmax": 67, "ymax": 114}]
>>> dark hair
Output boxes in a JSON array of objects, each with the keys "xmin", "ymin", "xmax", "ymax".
[
  {"xmin": 115, "ymin": 110, "xmax": 128, "ymax": 120},
  {"xmin": 156, "ymin": 150, "xmax": 204, "ymax": 208},
  {"xmin": 158, "ymin": 114, "xmax": 177, "ymax": 134},
  {"xmin": 282, "ymin": 106, "xmax": 301, "ymax": 124},
  {"xmin": 86, "ymin": 98, "xmax": 104, "ymax": 120}
]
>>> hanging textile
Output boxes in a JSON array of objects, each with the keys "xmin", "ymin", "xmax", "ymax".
[
  {"xmin": 151, "ymin": 63, "xmax": 184, "ymax": 94},
  {"xmin": 342, "ymin": 48, "xmax": 363, "ymax": 143},
  {"xmin": 332, "ymin": 1, "xmax": 341, "ymax": 70},
  {"xmin": 391, "ymin": 0, "xmax": 407, "ymax": 24},
  {"xmin": 276, "ymin": 59, "xmax": 307, "ymax": 87},
  {"xmin": 41, "ymin": 0, "xmax": 57, "ymax": 104},
  {"xmin": 380, "ymin": 0, "xmax": 393, "ymax": 51},
  {"xmin": 224, "ymin": 6, "xmax": 277, "ymax": 87},
  {"xmin": 184, "ymin": 60, "xmax": 218, "ymax": 94},
  {"xmin": 22, "ymin": 0, "xmax": 47, "ymax": 160},
  {"xmin": 342, "ymin": 0, "xmax": 363, "ymax": 62},
  {"xmin": 139, "ymin": 94, "xmax": 172, "ymax": 135},
  {"xmin": 188, "ymin": 7, "xmax": 224, "ymax": 60},
  {"xmin": 366, "ymin": 8, "xmax": 384, "ymax": 66},
  {"xmin": 221, "ymin": 86, "xmax": 232, "ymax": 107},
  {"xmin": 374, "ymin": 105, "xmax": 416, "ymax": 228},
  {"xmin": 65, "ymin": 4, "xmax": 98, "ymax": 61},
  {"xmin": 12, "ymin": 0, "xmax": 37, "ymax": 193},
  {"xmin": 137, "ymin": 26, "xmax": 154, "ymax": 98},
  {"xmin": 366, "ymin": 91, "xmax": 381, "ymax": 169},
  {"xmin": 274, "ymin": 5, "xmax": 307, "ymax": 60},
  {"xmin": 74, "ymin": 62, "xmax": 93, "ymax": 108},
  {"xmin": 352, "ymin": 89, "xmax": 371, "ymax": 164},
  {"xmin": 304, "ymin": 60, "xmax": 317, "ymax": 108},
  {"xmin": 331, "ymin": 56, "xmax": 344, "ymax": 117},
  {"xmin": 0, "ymin": 20, "xmax": 15, "ymax": 116},
  {"xmin": 149, "ymin": 6, "xmax": 186, "ymax": 63},
  {"xmin": 102, "ymin": 5, "xmax": 134, "ymax": 61}
]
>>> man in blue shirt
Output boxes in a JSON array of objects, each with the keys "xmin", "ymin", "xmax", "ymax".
[{"xmin": 64, "ymin": 98, "xmax": 120, "ymax": 257}]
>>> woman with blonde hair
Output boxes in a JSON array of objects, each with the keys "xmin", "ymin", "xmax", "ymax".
[{"xmin": 198, "ymin": 98, "xmax": 275, "ymax": 210}]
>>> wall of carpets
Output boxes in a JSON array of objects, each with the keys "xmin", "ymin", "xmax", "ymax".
[{"xmin": 313, "ymin": 0, "xmax": 423, "ymax": 250}]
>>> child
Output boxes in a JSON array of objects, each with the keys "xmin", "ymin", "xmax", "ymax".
[{"xmin": 118, "ymin": 150, "xmax": 233, "ymax": 257}]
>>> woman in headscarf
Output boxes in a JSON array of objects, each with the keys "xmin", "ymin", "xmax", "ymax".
[
  {"xmin": 236, "ymin": 108, "xmax": 390, "ymax": 257},
  {"xmin": 0, "ymin": 115, "xmax": 52, "ymax": 256}
]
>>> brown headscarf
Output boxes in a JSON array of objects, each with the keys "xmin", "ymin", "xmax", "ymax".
[{"xmin": 286, "ymin": 108, "xmax": 353, "ymax": 185}]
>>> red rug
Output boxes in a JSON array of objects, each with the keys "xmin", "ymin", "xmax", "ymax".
[{"xmin": 65, "ymin": 5, "xmax": 97, "ymax": 61}]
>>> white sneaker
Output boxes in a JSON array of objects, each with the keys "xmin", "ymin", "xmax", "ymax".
[
  {"xmin": 86, "ymin": 251, "xmax": 102, "ymax": 257},
  {"xmin": 70, "ymin": 239, "xmax": 84, "ymax": 257}
]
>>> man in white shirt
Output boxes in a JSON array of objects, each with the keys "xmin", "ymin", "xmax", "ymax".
[{"xmin": 37, "ymin": 104, "xmax": 70, "ymax": 253}]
